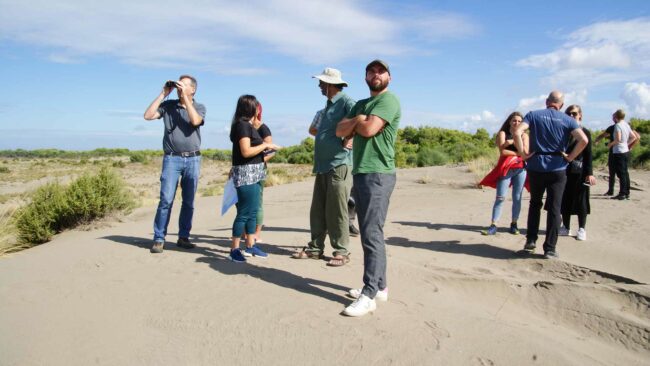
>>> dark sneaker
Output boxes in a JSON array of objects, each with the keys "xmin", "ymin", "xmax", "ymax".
[
  {"xmin": 176, "ymin": 237, "xmax": 196, "ymax": 249},
  {"xmin": 523, "ymin": 241, "xmax": 536, "ymax": 253},
  {"xmin": 509, "ymin": 223, "xmax": 520, "ymax": 235},
  {"xmin": 603, "ymin": 191, "xmax": 614, "ymax": 196},
  {"xmin": 349, "ymin": 224, "xmax": 360, "ymax": 237},
  {"xmin": 612, "ymin": 195, "xmax": 626, "ymax": 200},
  {"xmin": 543, "ymin": 251, "xmax": 559, "ymax": 259},
  {"xmin": 229, "ymin": 248, "xmax": 247, "ymax": 263},
  {"xmin": 481, "ymin": 224, "xmax": 497, "ymax": 236},
  {"xmin": 150, "ymin": 241, "xmax": 164, "ymax": 254},
  {"xmin": 244, "ymin": 245, "xmax": 268, "ymax": 258}
]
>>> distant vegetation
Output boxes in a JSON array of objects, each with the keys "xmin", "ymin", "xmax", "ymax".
[
  {"xmin": 14, "ymin": 168, "xmax": 135, "ymax": 245},
  {"xmin": 591, "ymin": 118, "xmax": 650, "ymax": 168},
  {"xmin": 1, "ymin": 120, "xmax": 647, "ymax": 169}
]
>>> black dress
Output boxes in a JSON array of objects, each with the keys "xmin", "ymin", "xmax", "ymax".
[{"xmin": 561, "ymin": 128, "xmax": 593, "ymax": 216}]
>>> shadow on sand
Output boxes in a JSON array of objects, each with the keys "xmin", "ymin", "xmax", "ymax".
[
  {"xmin": 394, "ymin": 221, "xmax": 544, "ymax": 236},
  {"xmin": 386, "ymin": 236, "xmax": 543, "ymax": 260},
  {"xmin": 101, "ymin": 234, "xmax": 348, "ymax": 304}
]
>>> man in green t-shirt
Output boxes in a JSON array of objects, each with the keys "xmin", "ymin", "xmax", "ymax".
[
  {"xmin": 336, "ymin": 59, "xmax": 401, "ymax": 317},
  {"xmin": 292, "ymin": 68, "xmax": 356, "ymax": 266}
]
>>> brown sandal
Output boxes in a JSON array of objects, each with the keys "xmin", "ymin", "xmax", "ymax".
[
  {"xmin": 291, "ymin": 247, "xmax": 323, "ymax": 259},
  {"xmin": 327, "ymin": 254, "xmax": 350, "ymax": 267}
]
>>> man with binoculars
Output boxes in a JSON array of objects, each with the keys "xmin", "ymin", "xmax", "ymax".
[{"xmin": 143, "ymin": 75, "xmax": 206, "ymax": 253}]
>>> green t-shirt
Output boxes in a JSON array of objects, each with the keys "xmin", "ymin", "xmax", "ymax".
[{"xmin": 348, "ymin": 91, "xmax": 401, "ymax": 174}]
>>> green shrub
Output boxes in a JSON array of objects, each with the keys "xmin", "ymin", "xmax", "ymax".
[
  {"xmin": 416, "ymin": 147, "xmax": 449, "ymax": 166},
  {"xmin": 0, "ymin": 166, "xmax": 9, "ymax": 173},
  {"xmin": 129, "ymin": 152, "xmax": 149, "ymax": 164},
  {"xmin": 112, "ymin": 160, "xmax": 126, "ymax": 168},
  {"xmin": 14, "ymin": 168, "xmax": 135, "ymax": 245}
]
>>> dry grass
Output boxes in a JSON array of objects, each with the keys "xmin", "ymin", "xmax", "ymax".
[{"xmin": 466, "ymin": 155, "xmax": 497, "ymax": 186}]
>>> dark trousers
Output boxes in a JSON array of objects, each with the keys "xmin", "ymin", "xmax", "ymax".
[
  {"xmin": 354, "ymin": 173, "xmax": 396, "ymax": 299},
  {"xmin": 612, "ymin": 152, "xmax": 630, "ymax": 197},
  {"xmin": 607, "ymin": 152, "xmax": 615, "ymax": 193},
  {"xmin": 527, "ymin": 170, "xmax": 567, "ymax": 253}
]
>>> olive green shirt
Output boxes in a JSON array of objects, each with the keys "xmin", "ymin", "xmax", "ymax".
[{"xmin": 348, "ymin": 91, "xmax": 401, "ymax": 174}]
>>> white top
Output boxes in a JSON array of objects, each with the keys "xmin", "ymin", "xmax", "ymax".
[{"xmin": 613, "ymin": 120, "xmax": 632, "ymax": 154}]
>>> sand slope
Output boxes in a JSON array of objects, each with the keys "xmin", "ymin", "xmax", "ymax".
[{"xmin": 0, "ymin": 166, "xmax": 648, "ymax": 366}]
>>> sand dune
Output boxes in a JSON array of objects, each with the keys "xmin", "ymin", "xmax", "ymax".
[{"xmin": 0, "ymin": 165, "xmax": 648, "ymax": 365}]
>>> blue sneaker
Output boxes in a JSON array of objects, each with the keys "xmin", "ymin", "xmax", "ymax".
[
  {"xmin": 244, "ymin": 245, "xmax": 268, "ymax": 258},
  {"xmin": 481, "ymin": 225, "xmax": 497, "ymax": 235},
  {"xmin": 229, "ymin": 248, "xmax": 247, "ymax": 263}
]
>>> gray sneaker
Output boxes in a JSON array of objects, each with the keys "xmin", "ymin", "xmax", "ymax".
[
  {"xmin": 543, "ymin": 251, "xmax": 559, "ymax": 259},
  {"xmin": 151, "ymin": 241, "xmax": 164, "ymax": 253},
  {"xmin": 176, "ymin": 237, "xmax": 196, "ymax": 249}
]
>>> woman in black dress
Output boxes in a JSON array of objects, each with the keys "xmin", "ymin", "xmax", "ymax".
[{"xmin": 560, "ymin": 105, "xmax": 596, "ymax": 241}]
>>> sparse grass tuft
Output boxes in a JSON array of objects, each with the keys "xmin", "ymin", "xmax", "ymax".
[{"xmin": 466, "ymin": 155, "xmax": 497, "ymax": 186}]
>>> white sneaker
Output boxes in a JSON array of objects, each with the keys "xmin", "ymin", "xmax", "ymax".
[
  {"xmin": 342, "ymin": 295, "xmax": 376, "ymax": 317},
  {"xmin": 559, "ymin": 226, "xmax": 571, "ymax": 236},
  {"xmin": 348, "ymin": 288, "xmax": 388, "ymax": 302},
  {"xmin": 576, "ymin": 228, "xmax": 587, "ymax": 241}
]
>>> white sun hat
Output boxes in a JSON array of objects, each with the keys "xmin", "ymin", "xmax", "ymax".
[{"xmin": 312, "ymin": 67, "xmax": 348, "ymax": 87}]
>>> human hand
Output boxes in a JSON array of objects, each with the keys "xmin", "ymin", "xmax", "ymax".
[
  {"xmin": 162, "ymin": 80, "xmax": 177, "ymax": 97},
  {"xmin": 586, "ymin": 175, "xmax": 596, "ymax": 186},
  {"xmin": 343, "ymin": 136, "xmax": 353, "ymax": 149}
]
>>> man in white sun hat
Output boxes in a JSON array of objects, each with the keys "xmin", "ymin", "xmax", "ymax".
[{"xmin": 292, "ymin": 68, "xmax": 356, "ymax": 267}]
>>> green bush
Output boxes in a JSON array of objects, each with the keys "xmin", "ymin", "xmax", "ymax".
[
  {"xmin": 0, "ymin": 166, "xmax": 9, "ymax": 173},
  {"xmin": 14, "ymin": 168, "xmax": 135, "ymax": 244},
  {"xmin": 416, "ymin": 147, "xmax": 449, "ymax": 166},
  {"xmin": 129, "ymin": 152, "xmax": 149, "ymax": 164}
]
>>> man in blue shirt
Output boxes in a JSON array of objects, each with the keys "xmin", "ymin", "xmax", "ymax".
[{"xmin": 513, "ymin": 91, "xmax": 587, "ymax": 259}]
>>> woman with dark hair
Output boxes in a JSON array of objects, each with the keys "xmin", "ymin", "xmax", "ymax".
[
  {"xmin": 228, "ymin": 95, "xmax": 280, "ymax": 262},
  {"xmin": 251, "ymin": 103, "xmax": 275, "ymax": 243},
  {"xmin": 480, "ymin": 112, "xmax": 529, "ymax": 235},
  {"xmin": 559, "ymin": 105, "xmax": 595, "ymax": 241}
]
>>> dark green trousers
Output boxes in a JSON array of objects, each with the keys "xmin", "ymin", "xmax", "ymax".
[{"xmin": 308, "ymin": 164, "xmax": 352, "ymax": 256}]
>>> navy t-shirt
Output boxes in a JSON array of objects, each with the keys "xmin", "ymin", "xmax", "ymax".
[
  {"xmin": 230, "ymin": 120, "xmax": 264, "ymax": 166},
  {"xmin": 524, "ymin": 108, "xmax": 579, "ymax": 172}
]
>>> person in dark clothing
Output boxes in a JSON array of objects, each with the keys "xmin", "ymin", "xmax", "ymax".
[{"xmin": 559, "ymin": 105, "xmax": 596, "ymax": 241}]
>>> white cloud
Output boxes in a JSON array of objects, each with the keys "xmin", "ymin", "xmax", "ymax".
[
  {"xmin": 621, "ymin": 82, "xmax": 650, "ymax": 117},
  {"xmin": 0, "ymin": 0, "xmax": 479, "ymax": 72},
  {"xmin": 516, "ymin": 90, "xmax": 587, "ymax": 113},
  {"xmin": 516, "ymin": 18, "xmax": 650, "ymax": 88}
]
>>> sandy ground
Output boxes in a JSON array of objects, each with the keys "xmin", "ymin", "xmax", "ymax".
[{"xmin": 0, "ymin": 165, "xmax": 648, "ymax": 366}]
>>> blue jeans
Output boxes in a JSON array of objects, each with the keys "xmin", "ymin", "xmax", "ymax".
[
  {"xmin": 153, "ymin": 155, "xmax": 201, "ymax": 242},
  {"xmin": 232, "ymin": 182, "xmax": 261, "ymax": 238},
  {"xmin": 491, "ymin": 168, "xmax": 526, "ymax": 223}
]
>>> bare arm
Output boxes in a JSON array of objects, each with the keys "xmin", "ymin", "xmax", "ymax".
[
  {"xmin": 238, "ymin": 138, "xmax": 280, "ymax": 158},
  {"xmin": 144, "ymin": 83, "xmax": 174, "ymax": 120},
  {"xmin": 512, "ymin": 122, "xmax": 529, "ymax": 155},
  {"xmin": 628, "ymin": 130, "xmax": 640, "ymax": 149},
  {"xmin": 593, "ymin": 130, "xmax": 609, "ymax": 144},
  {"xmin": 178, "ymin": 86, "xmax": 203, "ymax": 126},
  {"xmin": 496, "ymin": 131, "xmax": 517, "ymax": 157},
  {"xmin": 354, "ymin": 114, "xmax": 388, "ymax": 138},
  {"xmin": 336, "ymin": 115, "xmax": 365, "ymax": 137}
]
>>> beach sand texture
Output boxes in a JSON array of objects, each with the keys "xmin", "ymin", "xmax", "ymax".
[{"xmin": 0, "ymin": 166, "xmax": 648, "ymax": 366}]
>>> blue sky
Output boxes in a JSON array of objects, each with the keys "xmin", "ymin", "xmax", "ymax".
[{"xmin": 1, "ymin": 0, "xmax": 649, "ymax": 150}]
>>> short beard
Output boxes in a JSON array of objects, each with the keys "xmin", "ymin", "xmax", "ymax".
[{"xmin": 366, "ymin": 78, "xmax": 388, "ymax": 92}]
